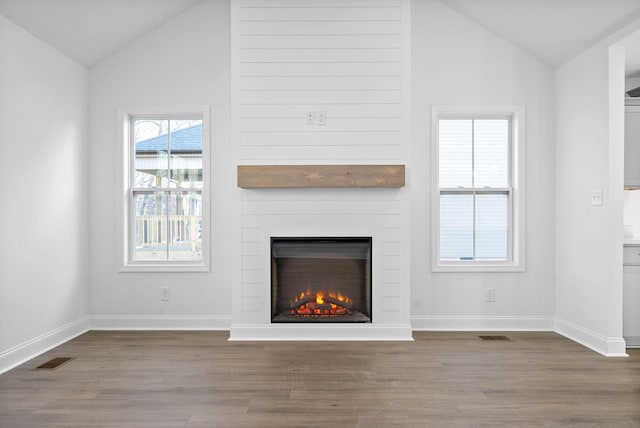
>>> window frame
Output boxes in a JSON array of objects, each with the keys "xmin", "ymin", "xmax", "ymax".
[
  {"xmin": 118, "ymin": 106, "xmax": 211, "ymax": 272},
  {"xmin": 431, "ymin": 105, "xmax": 525, "ymax": 272}
]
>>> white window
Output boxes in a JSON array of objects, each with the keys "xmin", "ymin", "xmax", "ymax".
[
  {"xmin": 119, "ymin": 107, "xmax": 210, "ymax": 272},
  {"xmin": 432, "ymin": 106, "xmax": 525, "ymax": 272}
]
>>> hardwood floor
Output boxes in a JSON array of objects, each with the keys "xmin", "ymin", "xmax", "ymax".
[{"xmin": 1, "ymin": 331, "xmax": 639, "ymax": 427}]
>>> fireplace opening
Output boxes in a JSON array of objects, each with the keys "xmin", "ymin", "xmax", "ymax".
[{"xmin": 271, "ymin": 237, "xmax": 372, "ymax": 323}]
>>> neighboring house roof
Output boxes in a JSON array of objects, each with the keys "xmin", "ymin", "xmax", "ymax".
[{"xmin": 135, "ymin": 124, "xmax": 202, "ymax": 154}]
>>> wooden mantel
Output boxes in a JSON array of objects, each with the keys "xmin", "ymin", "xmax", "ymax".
[{"xmin": 237, "ymin": 164, "xmax": 405, "ymax": 188}]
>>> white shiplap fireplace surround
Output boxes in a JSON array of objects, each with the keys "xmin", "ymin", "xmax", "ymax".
[{"xmin": 229, "ymin": 0, "xmax": 412, "ymax": 340}]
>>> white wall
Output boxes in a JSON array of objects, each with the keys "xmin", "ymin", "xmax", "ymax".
[
  {"xmin": 4, "ymin": 0, "xmax": 637, "ymax": 361},
  {"xmin": 0, "ymin": 14, "xmax": 89, "ymax": 372},
  {"xmin": 555, "ymin": 47, "xmax": 612, "ymax": 350},
  {"xmin": 410, "ymin": 1, "xmax": 557, "ymax": 329},
  {"xmin": 229, "ymin": 0, "xmax": 412, "ymax": 339},
  {"xmin": 554, "ymin": 21, "xmax": 640, "ymax": 356},
  {"xmin": 89, "ymin": 0, "xmax": 559, "ymax": 333},
  {"xmin": 88, "ymin": 0, "xmax": 232, "ymax": 328}
]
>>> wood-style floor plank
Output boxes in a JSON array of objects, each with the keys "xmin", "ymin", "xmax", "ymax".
[{"xmin": 0, "ymin": 331, "xmax": 639, "ymax": 427}]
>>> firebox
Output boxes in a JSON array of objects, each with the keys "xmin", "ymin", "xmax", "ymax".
[{"xmin": 271, "ymin": 237, "xmax": 372, "ymax": 323}]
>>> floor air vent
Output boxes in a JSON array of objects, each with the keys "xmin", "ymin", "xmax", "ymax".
[
  {"xmin": 36, "ymin": 357, "xmax": 73, "ymax": 370},
  {"xmin": 478, "ymin": 335, "xmax": 511, "ymax": 341}
]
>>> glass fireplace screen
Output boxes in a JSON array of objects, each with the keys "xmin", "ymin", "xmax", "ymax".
[{"xmin": 271, "ymin": 237, "xmax": 372, "ymax": 323}]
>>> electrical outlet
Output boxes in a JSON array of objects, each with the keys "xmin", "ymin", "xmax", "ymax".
[
  {"xmin": 591, "ymin": 189, "xmax": 603, "ymax": 206},
  {"xmin": 161, "ymin": 286, "xmax": 170, "ymax": 301},
  {"xmin": 306, "ymin": 111, "xmax": 327, "ymax": 126},
  {"xmin": 486, "ymin": 288, "xmax": 495, "ymax": 302}
]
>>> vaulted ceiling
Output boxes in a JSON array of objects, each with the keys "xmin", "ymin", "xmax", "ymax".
[
  {"xmin": 439, "ymin": 0, "xmax": 640, "ymax": 67},
  {"xmin": 2, "ymin": 0, "xmax": 640, "ymax": 70},
  {"xmin": 0, "ymin": 0, "xmax": 201, "ymax": 67}
]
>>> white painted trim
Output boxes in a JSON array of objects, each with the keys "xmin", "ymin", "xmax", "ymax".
[
  {"xmin": 555, "ymin": 317, "xmax": 628, "ymax": 357},
  {"xmin": 229, "ymin": 0, "xmax": 244, "ymax": 336},
  {"xmin": 400, "ymin": 0, "xmax": 413, "ymax": 326},
  {"xmin": 89, "ymin": 315, "xmax": 231, "ymax": 330},
  {"xmin": 229, "ymin": 324, "xmax": 414, "ymax": 341},
  {"xmin": 607, "ymin": 44, "xmax": 626, "ymax": 351},
  {"xmin": 625, "ymin": 336, "xmax": 640, "ymax": 347},
  {"xmin": 430, "ymin": 105, "xmax": 526, "ymax": 273},
  {"xmin": 411, "ymin": 316, "xmax": 553, "ymax": 331},
  {"xmin": 400, "ymin": 0, "xmax": 412, "ymax": 166},
  {"xmin": 116, "ymin": 105, "xmax": 212, "ymax": 273},
  {"xmin": 0, "ymin": 316, "xmax": 90, "ymax": 375},
  {"xmin": 2, "ymin": 316, "xmax": 630, "ymax": 371}
]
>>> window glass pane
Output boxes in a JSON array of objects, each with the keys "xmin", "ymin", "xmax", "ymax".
[
  {"xmin": 132, "ymin": 191, "xmax": 202, "ymax": 262},
  {"xmin": 475, "ymin": 193, "xmax": 508, "ymax": 260},
  {"xmin": 439, "ymin": 119, "xmax": 472, "ymax": 188},
  {"xmin": 169, "ymin": 120, "xmax": 203, "ymax": 189},
  {"xmin": 127, "ymin": 113, "xmax": 206, "ymax": 267},
  {"xmin": 474, "ymin": 119, "xmax": 509, "ymax": 188},
  {"xmin": 440, "ymin": 193, "xmax": 473, "ymax": 260},
  {"xmin": 134, "ymin": 119, "xmax": 169, "ymax": 189},
  {"xmin": 167, "ymin": 192, "xmax": 202, "ymax": 261},
  {"xmin": 133, "ymin": 191, "xmax": 169, "ymax": 261}
]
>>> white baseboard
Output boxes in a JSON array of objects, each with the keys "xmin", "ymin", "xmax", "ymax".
[
  {"xmin": 0, "ymin": 316, "xmax": 90, "ymax": 375},
  {"xmin": 2, "ymin": 314, "xmax": 628, "ymax": 374},
  {"xmin": 555, "ymin": 317, "xmax": 628, "ymax": 357},
  {"xmin": 625, "ymin": 336, "xmax": 640, "ymax": 348},
  {"xmin": 554, "ymin": 318, "xmax": 628, "ymax": 357},
  {"xmin": 229, "ymin": 323, "xmax": 414, "ymax": 341},
  {"xmin": 411, "ymin": 315, "xmax": 554, "ymax": 331},
  {"xmin": 89, "ymin": 315, "xmax": 232, "ymax": 330}
]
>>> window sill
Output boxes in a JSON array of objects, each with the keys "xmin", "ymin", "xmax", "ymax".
[
  {"xmin": 119, "ymin": 263, "xmax": 210, "ymax": 273},
  {"xmin": 432, "ymin": 262, "xmax": 525, "ymax": 273}
]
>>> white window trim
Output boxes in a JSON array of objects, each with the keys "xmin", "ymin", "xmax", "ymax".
[
  {"xmin": 117, "ymin": 106, "xmax": 211, "ymax": 273},
  {"xmin": 431, "ymin": 105, "xmax": 526, "ymax": 273}
]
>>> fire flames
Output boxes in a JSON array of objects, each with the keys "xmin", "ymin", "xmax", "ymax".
[{"xmin": 289, "ymin": 291, "xmax": 353, "ymax": 316}]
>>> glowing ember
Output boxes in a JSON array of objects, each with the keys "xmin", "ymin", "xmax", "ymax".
[{"xmin": 289, "ymin": 291, "xmax": 353, "ymax": 317}]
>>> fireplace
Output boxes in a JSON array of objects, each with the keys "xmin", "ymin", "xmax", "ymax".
[{"xmin": 271, "ymin": 237, "xmax": 372, "ymax": 323}]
